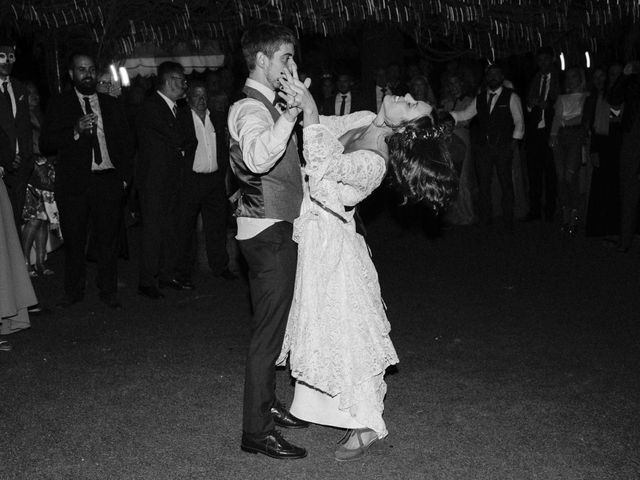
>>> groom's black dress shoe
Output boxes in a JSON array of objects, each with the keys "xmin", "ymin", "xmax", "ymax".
[
  {"xmin": 271, "ymin": 402, "xmax": 309, "ymax": 429},
  {"xmin": 159, "ymin": 278, "xmax": 194, "ymax": 291},
  {"xmin": 241, "ymin": 430, "xmax": 307, "ymax": 459}
]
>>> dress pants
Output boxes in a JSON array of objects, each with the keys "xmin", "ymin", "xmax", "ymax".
[
  {"xmin": 526, "ymin": 126, "xmax": 557, "ymax": 219},
  {"xmin": 175, "ymin": 170, "xmax": 228, "ymax": 280},
  {"xmin": 138, "ymin": 181, "xmax": 179, "ymax": 288},
  {"xmin": 57, "ymin": 170, "xmax": 123, "ymax": 299},
  {"xmin": 475, "ymin": 143, "xmax": 514, "ymax": 226},
  {"xmin": 239, "ymin": 221, "xmax": 297, "ymax": 436},
  {"xmin": 619, "ymin": 121, "xmax": 640, "ymax": 249}
]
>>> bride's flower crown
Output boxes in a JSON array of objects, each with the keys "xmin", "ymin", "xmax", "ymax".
[{"xmin": 405, "ymin": 124, "xmax": 447, "ymax": 142}]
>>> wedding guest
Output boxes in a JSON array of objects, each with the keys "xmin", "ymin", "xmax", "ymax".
[
  {"xmin": 21, "ymin": 82, "xmax": 60, "ymax": 277},
  {"xmin": 174, "ymin": 81, "xmax": 235, "ymax": 286},
  {"xmin": 41, "ymin": 52, "xmax": 133, "ymax": 309},
  {"xmin": 441, "ymin": 73, "xmax": 477, "ymax": 225},
  {"xmin": 524, "ymin": 46, "xmax": 561, "ymax": 222},
  {"xmin": 409, "ymin": 74, "xmax": 437, "ymax": 105},
  {"xmin": 322, "ymin": 73, "xmax": 365, "ymax": 116},
  {"xmin": 584, "ymin": 66, "xmax": 621, "ymax": 237},
  {"xmin": 451, "ymin": 64, "xmax": 525, "ymax": 230},
  {"xmin": 0, "ymin": 35, "xmax": 34, "ymax": 228},
  {"xmin": 549, "ymin": 66, "xmax": 588, "ymax": 236},
  {"xmin": 136, "ymin": 62, "xmax": 194, "ymax": 298}
]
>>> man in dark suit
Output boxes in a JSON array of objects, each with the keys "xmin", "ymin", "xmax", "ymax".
[
  {"xmin": 41, "ymin": 52, "xmax": 133, "ymax": 309},
  {"xmin": 174, "ymin": 81, "xmax": 234, "ymax": 286},
  {"xmin": 321, "ymin": 73, "xmax": 365, "ymax": 116},
  {"xmin": 524, "ymin": 46, "xmax": 561, "ymax": 222},
  {"xmin": 136, "ymin": 61, "xmax": 194, "ymax": 299},
  {"xmin": 0, "ymin": 38, "xmax": 33, "ymax": 227}
]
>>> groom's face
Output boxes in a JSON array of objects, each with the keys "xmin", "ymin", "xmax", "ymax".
[{"xmin": 263, "ymin": 42, "xmax": 295, "ymax": 91}]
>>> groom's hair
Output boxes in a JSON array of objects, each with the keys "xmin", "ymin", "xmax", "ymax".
[{"xmin": 241, "ymin": 23, "xmax": 296, "ymax": 71}]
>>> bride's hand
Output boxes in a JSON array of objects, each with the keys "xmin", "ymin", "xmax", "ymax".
[{"xmin": 279, "ymin": 62, "xmax": 314, "ymax": 112}]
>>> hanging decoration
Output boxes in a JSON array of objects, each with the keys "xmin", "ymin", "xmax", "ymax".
[{"xmin": 1, "ymin": 0, "xmax": 637, "ymax": 61}]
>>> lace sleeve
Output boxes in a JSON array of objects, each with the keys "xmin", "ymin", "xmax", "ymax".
[
  {"xmin": 319, "ymin": 111, "xmax": 377, "ymax": 139},
  {"xmin": 303, "ymin": 124, "xmax": 386, "ymax": 210}
]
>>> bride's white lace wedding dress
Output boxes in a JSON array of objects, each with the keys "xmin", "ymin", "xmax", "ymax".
[{"xmin": 277, "ymin": 111, "xmax": 399, "ymax": 438}]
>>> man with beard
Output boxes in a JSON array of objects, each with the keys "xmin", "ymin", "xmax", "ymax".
[
  {"xmin": 136, "ymin": 61, "xmax": 195, "ymax": 299},
  {"xmin": 450, "ymin": 64, "xmax": 525, "ymax": 230},
  {"xmin": 0, "ymin": 36, "xmax": 34, "ymax": 228},
  {"xmin": 41, "ymin": 52, "xmax": 133, "ymax": 309}
]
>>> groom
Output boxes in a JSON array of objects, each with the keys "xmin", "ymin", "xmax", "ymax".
[{"xmin": 227, "ymin": 23, "xmax": 308, "ymax": 459}]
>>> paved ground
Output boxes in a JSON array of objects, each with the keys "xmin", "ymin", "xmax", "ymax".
[{"xmin": 1, "ymin": 204, "xmax": 639, "ymax": 480}]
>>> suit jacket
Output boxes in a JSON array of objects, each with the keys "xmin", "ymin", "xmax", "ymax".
[
  {"xmin": 0, "ymin": 78, "xmax": 33, "ymax": 175},
  {"xmin": 40, "ymin": 89, "xmax": 134, "ymax": 196},
  {"xmin": 609, "ymin": 73, "xmax": 640, "ymax": 133},
  {"xmin": 321, "ymin": 92, "xmax": 366, "ymax": 116},
  {"xmin": 181, "ymin": 108, "xmax": 228, "ymax": 179},
  {"xmin": 525, "ymin": 70, "xmax": 561, "ymax": 131},
  {"xmin": 135, "ymin": 92, "xmax": 195, "ymax": 193}
]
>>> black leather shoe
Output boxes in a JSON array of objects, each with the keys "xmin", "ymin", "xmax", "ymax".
[
  {"xmin": 271, "ymin": 402, "xmax": 309, "ymax": 429},
  {"xmin": 159, "ymin": 278, "xmax": 195, "ymax": 290},
  {"xmin": 137, "ymin": 285, "xmax": 165, "ymax": 299},
  {"xmin": 241, "ymin": 430, "xmax": 307, "ymax": 459}
]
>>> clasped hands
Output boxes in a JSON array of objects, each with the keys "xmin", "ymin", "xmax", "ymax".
[
  {"xmin": 277, "ymin": 61, "xmax": 313, "ymax": 121},
  {"xmin": 74, "ymin": 113, "xmax": 98, "ymax": 136}
]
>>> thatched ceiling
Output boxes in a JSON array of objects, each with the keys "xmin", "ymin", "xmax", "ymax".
[{"xmin": 2, "ymin": 0, "xmax": 636, "ymax": 61}]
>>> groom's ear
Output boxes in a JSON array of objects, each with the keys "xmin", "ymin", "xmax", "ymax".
[{"xmin": 256, "ymin": 52, "xmax": 267, "ymax": 70}]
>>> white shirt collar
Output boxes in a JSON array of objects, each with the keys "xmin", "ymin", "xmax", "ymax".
[
  {"xmin": 157, "ymin": 90, "xmax": 176, "ymax": 111},
  {"xmin": 488, "ymin": 86, "xmax": 503, "ymax": 96},
  {"xmin": 75, "ymin": 88, "xmax": 97, "ymax": 100},
  {"xmin": 338, "ymin": 91, "xmax": 351, "ymax": 98},
  {"xmin": 246, "ymin": 78, "xmax": 276, "ymax": 103}
]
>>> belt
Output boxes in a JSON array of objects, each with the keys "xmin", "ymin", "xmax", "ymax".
[
  {"xmin": 191, "ymin": 170, "xmax": 220, "ymax": 175},
  {"xmin": 560, "ymin": 124, "xmax": 584, "ymax": 130},
  {"xmin": 91, "ymin": 168, "xmax": 116, "ymax": 175}
]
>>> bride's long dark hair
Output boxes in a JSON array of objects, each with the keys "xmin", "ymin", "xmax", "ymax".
[{"xmin": 385, "ymin": 115, "xmax": 457, "ymax": 210}]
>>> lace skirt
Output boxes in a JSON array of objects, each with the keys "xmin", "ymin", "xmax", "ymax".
[{"xmin": 278, "ymin": 208, "xmax": 399, "ymax": 437}]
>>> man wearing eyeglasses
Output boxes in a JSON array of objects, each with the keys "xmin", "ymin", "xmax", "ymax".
[
  {"xmin": 0, "ymin": 36, "xmax": 34, "ymax": 228},
  {"xmin": 136, "ymin": 61, "xmax": 196, "ymax": 299}
]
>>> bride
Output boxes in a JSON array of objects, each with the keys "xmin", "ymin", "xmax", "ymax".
[{"xmin": 276, "ymin": 65, "xmax": 456, "ymax": 461}]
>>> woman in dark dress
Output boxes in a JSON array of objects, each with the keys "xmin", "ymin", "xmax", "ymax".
[{"xmin": 584, "ymin": 65, "xmax": 622, "ymax": 237}]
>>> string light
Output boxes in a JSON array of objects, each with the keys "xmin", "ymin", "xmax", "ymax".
[
  {"xmin": 585, "ymin": 51, "xmax": 591, "ymax": 68},
  {"xmin": 560, "ymin": 52, "xmax": 565, "ymax": 71}
]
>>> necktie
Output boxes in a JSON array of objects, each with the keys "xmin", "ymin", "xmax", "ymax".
[
  {"xmin": 2, "ymin": 81, "xmax": 13, "ymax": 117},
  {"xmin": 540, "ymin": 74, "xmax": 548, "ymax": 99},
  {"xmin": 488, "ymin": 92, "xmax": 496, "ymax": 112},
  {"xmin": 83, "ymin": 96, "xmax": 102, "ymax": 165},
  {"xmin": 539, "ymin": 74, "xmax": 549, "ymax": 123},
  {"xmin": 339, "ymin": 95, "xmax": 347, "ymax": 116},
  {"xmin": 172, "ymin": 103, "xmax": 178, "ymax": 117}
]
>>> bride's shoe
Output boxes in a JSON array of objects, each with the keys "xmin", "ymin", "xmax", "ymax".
[{"xmin": 334, "ymin": 428, "xmax": 380, "ymax": 462}]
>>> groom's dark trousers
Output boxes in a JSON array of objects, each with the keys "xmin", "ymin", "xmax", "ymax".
[{"xmin": 238, "ymin": 221, "xmax": 297, "ymax": 435}]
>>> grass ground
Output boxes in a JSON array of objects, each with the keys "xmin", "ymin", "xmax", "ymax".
[{"xmin": 1, "ymin": 207, "xmax": 639, "ymax": 480}]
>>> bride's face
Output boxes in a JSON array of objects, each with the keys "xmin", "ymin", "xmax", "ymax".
[{"xmin": 381, "ymin": 93, "xmax": 432, "ymax": 126}]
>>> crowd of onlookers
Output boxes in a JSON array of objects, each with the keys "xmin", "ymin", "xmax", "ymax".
[{"xmin": 2, "ymin": 36, "xmax": 639, "ymax": 352}]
